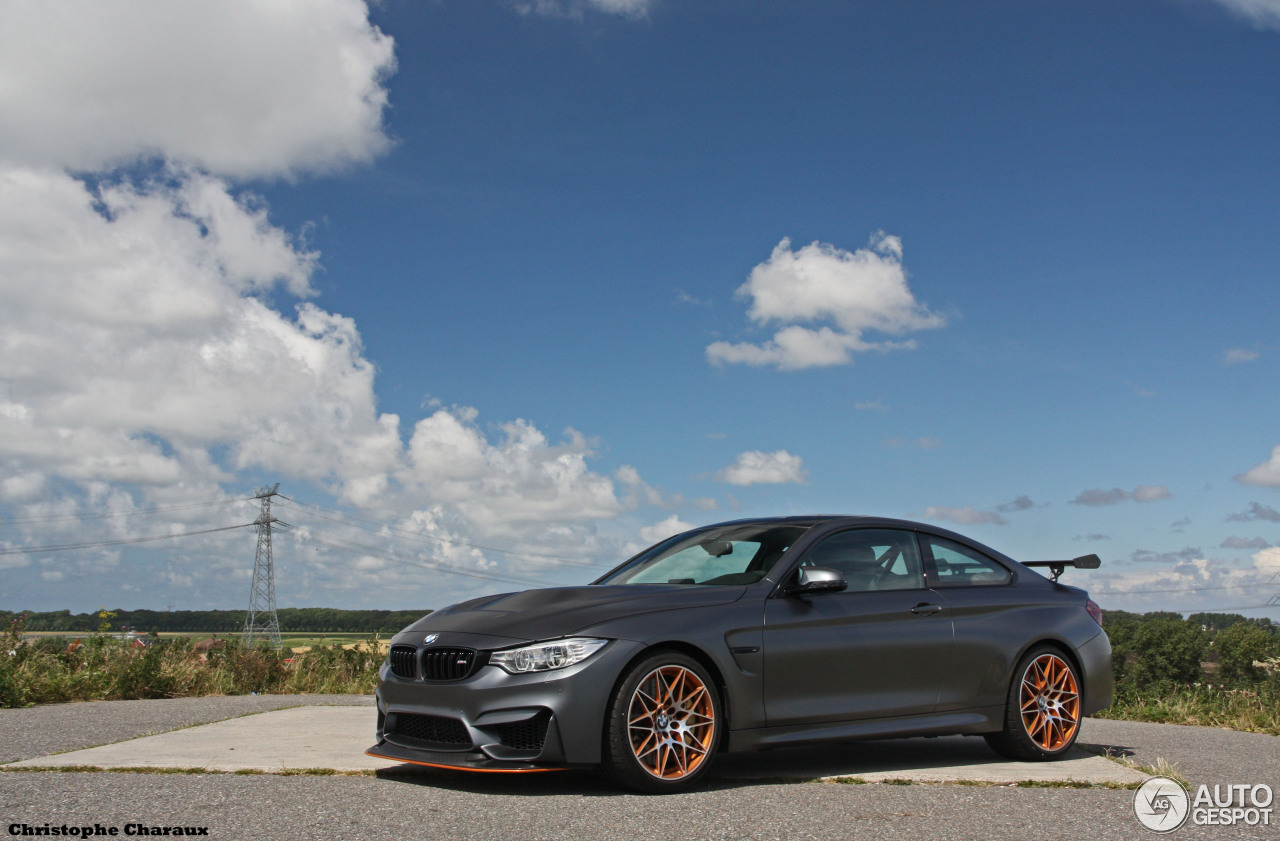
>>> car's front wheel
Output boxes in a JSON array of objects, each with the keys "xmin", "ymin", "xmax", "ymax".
[
  {"xmin": 603, "ymin": 651, "xmax": 721, "ymax": 793},
  {"xmin": 985, "ymin": 646, "xmax": 1082, "ymax": 761}
]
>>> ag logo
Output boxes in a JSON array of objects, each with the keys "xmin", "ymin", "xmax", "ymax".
[
  {"xmin": 1134, "ymin": 776, "xmax": 1190, "ymax": 833},
  {"xmin": 423, "ymin": 633, "xmax": 439, "ymax": 645}
]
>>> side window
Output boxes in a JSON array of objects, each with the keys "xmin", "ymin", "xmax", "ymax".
[
  {"xmin": 800, "ymin": 529, "xmax": 923, "ymax": 592},
  {"xmin": 924, "ymin": 536, "xmax": 1011, "ymax": 587}
]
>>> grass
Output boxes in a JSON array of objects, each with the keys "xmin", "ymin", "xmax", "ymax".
[
  {"xmin": 1093, "ymin": 751, "xmax": 1193, "ymax": 789},
  {"xmin": 0, "ymin": 633, "xmax": 383, "ymax": 707},
  {"xmin": 1094, "ymin": 683, "xmax": 1280, "ymax": 736},
  {"xmin": 23, "ymin": 630, "xmax": 381, "ymax": 653}
]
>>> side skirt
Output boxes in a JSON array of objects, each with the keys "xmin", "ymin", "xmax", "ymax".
[{"xmin": 725, "ymin": 708, "xmax": 1004, "ymax": 753}]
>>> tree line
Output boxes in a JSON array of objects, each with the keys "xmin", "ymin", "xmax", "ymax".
[
  {"xmin": 1108, "ymin": 610, "xmax": 1277, "ymax": 689},
  {"xmin": 3, "ymin": 607, "xmax": 431, "ymax": 634}
]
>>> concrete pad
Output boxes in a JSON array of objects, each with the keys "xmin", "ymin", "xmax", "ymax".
[
  {"xmin": 4, "ymin": 706, "xmax": 395, "ymax": 773},
  {"xmin": 716, "ymin": 736, "xmax": 1148, "ymax": 784},
  {"xmin": 3, "ymin": 706, "xmax": 1146, "ymax": 785}
]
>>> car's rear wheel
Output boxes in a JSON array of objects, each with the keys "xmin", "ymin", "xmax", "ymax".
[
  {"xmin": 603, "ymin": 651, "xmax": 721, "ymax": 793},
  {"xmin": 985, "ymin": 646, "xmax": 1082, "ymax": 761}
]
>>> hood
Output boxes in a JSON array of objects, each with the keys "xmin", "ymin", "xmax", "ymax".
[{"xmin": 408, "ymin": 584, "xmax": 746, "ymax": 642}]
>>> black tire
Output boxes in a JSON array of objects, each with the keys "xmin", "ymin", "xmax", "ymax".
[
  {"xmin": 603, "ymin": 651, "xmax": 722, "ymax": 793},
  {"xmin": 984, "ymin": 646, "xmax": 1082, "ymax": 761}
]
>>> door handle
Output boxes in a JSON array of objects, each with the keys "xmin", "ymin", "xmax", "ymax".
[{"xmin": 910, "ymin": 603, "xmax": 943, "ymax": 616}]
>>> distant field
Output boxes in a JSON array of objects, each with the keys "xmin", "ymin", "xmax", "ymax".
[{"xmin": 22, "ymin": 630, "xmax": 385, "ymax": 653}]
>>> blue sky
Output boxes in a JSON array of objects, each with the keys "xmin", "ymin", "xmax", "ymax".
[{"xmin": 1, "ymin": 0, "xmax": 1278, "ymax": 617}]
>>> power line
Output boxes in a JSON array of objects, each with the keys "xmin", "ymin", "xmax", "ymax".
[
  {"xmin": 0, "ymin": 522, "xmax": 256, "ymax": 556},
  {"xmin": 277, "ymin": 498, "xmax": 608, "ymax": 568},
  {"xmin": 0, "ymin": 497, "xmax": 248, "ymax": 526},
  {"xmin": 280, "ymin": 525, "xmax": 558, "ymax": 589},
  {"xmin": 282, "ymin": 525, "xmax": 558, "ymax": 588},
  {"xmin": 1092, "ymin": 584, "xmax": 1251, "ymax": 595}
]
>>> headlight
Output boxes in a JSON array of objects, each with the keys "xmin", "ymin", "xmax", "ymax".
[{"xmin": 490, "ymin": 637, "xmax": 608, "ymax": 674}]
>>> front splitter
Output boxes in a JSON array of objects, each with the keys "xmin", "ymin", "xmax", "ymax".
[{"xmin": 366, "ymin": 742, "xmax": 564, "ymax": 773}]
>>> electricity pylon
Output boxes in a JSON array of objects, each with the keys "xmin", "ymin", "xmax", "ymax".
[{"xmin": 242, "ymin": 484, "xmax": 282, "ymax": 649}]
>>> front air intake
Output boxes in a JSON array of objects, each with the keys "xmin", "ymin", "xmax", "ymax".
[
  {"xmin": 389, "ymin": 713, "xmax": 471, "ymax": 748},
  {"xmin": 493, "ymin": 711, "xmax": 551, "ymax": 752}
]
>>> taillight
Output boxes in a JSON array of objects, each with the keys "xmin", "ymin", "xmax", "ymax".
[{"xmin": 1086, "ymin": 598, "xmax": 1103, "ymax": 626}]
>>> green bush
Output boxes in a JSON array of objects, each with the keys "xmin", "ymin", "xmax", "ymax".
[
  {"xmin": 1215, "ymin": 623, "xmax": 1273, "ymax": 683},
  {"xmin": 1112, "ymin": 615, "xmax": 1208, "ymax": 690},
  {"xmin": 0, "ymin": 611, "xmax": 384, "ymax": 707}
]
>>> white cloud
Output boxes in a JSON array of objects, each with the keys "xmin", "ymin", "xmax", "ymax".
[
  {"xmin": 922, "ymin": 506, "xmax": 1007, "ymax": 526},
  {"xmin": 1198, "ymin": 0, "xmax": 1280, "ymax": 30},
  {"xmin": 511, "ymin": 0, "xmax": 654, "ymax": 19},
  {"xmin": 1221, "ymin": 347, "xmax": 1261, "ymax": 364},
  {"xmin": 1069, "ymin": 485, "xmax": 1172, "ymax": 506},
  {"xmin": 0, "ymin": 472, "xmax": 47, "ymax": 503},
  {"xmin": 1090, "ymin": 547, "xmax": 1278, "ymax": 610},
  {"xmin": 399, "ymin": 407, "xmax": 625, "ymax": 536},
  {"xmin": 0, "ymin": 168, "xmax": 402, "ymax": 503},
  {"xmin": 707, "ymin": 233, "xmax": 943, "ymax": 371},
  {"xmin": 1256, "ymin": 546, "xmax": 1280, "ymax": 575},
  {"xmin": 1237, "ymin": 445, "xmax": 1280, "ymax": 487},
  {"xmin": 638, "ymin": 515, "xmax": 694, "ymax": 546},
  {"xmin": 614, "ymin": 465, "xmax": 664, "ymax": 507},
  {"xmin": 0, "ymin": 2, "xmax": 651, "ymax": 611},
  {"xmin": 0, "ymin": 0, "xmax": 395, "ymax": 179},
  {"xmin": 716, "ymin": 450, "xmax": 808, "ymax": 486}
]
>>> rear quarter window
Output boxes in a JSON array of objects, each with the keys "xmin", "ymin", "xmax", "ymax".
[{"xmin": 924, "ymin": 535, "xmax": 1012, "ymax": 587}]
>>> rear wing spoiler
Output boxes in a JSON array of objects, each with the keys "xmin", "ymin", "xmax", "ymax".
[{"xmin": 1023, "ymin": 554, "xmax": 1101, "ymax": 582}]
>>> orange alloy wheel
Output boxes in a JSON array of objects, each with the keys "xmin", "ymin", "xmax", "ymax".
[
  {"xmin": 1018, "ymin": 653, "xmax": 1081, "ymax": 751},
  {"xmin": 626, "ymin": 664, "xmax": 717, "ymax": 779}
]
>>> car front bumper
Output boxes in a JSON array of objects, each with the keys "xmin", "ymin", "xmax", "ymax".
[{"xmin": 368, "ymin": 634, "xmax": 646, "ymax": 770}]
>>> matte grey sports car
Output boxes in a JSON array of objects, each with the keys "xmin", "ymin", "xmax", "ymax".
[{"xmin": 367, "ymin": 516, "xmax": 1112, "ymax": 792}]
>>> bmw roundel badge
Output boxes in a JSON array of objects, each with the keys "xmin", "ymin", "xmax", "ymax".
[{"xmin": 424, "ymin": 633, "xmax": 439, "ymax": 645}]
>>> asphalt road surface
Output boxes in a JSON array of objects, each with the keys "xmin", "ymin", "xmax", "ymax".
[{"xmin": 2, "ymin": 696, "xmax": 1276, "ymax": 841}]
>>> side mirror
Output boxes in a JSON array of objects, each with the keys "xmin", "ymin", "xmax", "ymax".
[{"xmin": 786, "ymin": 566, "xmax": 847, "ymax": 595}]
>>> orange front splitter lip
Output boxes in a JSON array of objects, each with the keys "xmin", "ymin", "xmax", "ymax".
[{"xmin": 365, "ymin": 747, "xmax": 564, "ymax": 774}]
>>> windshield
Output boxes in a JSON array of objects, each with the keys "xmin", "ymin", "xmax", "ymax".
[{"xmin": 597, "ymin": 524, "xmax": 810, "ymax": 586}]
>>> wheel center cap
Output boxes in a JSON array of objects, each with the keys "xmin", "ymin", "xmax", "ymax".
[{"xmin": 656, "ymin": 713, "xmax": 670, "ymax": 729}]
